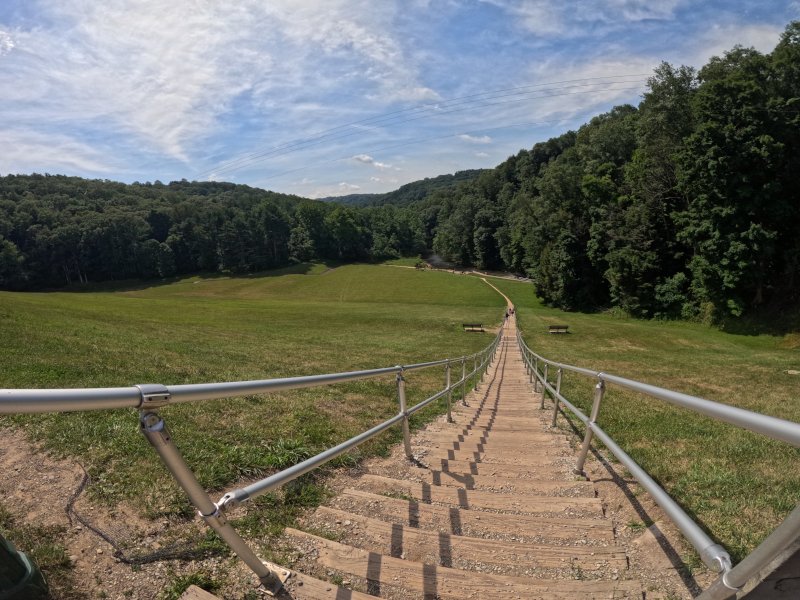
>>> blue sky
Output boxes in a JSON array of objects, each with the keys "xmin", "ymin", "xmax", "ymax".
[{"xmin": 0, "ymin": 1, "xmax": 797, "ymax": 198}]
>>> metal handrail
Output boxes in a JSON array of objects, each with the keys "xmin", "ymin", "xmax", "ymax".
[
  {"xmin": 0, "ymin": 326, "xmax": 503, "ymax": 593},
  {"xmin": 516, "ymin": 329, "xmax": 800, "ymax": 600},
  {"xmin": 0, "ymin": 354, "xmax": 486, "ymax": 413}
]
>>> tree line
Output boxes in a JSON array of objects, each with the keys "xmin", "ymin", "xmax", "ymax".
[
  {"xmin": 2, "ymin": 22, "xmax": 798, "ymax": 322},
  {"xmin": 0, "ymin": 177, "xmax": 425, "ymax": 288},
  {"xmin": 429, "ymin": 22, "xmax": 800, "ymax": 319}
]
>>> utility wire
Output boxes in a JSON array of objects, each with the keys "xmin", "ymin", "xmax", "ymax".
[
  {"xmin": 202, "ymin": 80, "xmax": 646, "ymax": 178},
  {"xmin": 197, "ymin": 74, "xmax": 651, "ymax": 179},
  {"xmin": 252, "ymin": 108, "xmax": 610, "ymax": 186},
  {"xmin": 201, "ymin": 79, "xmax": 646, "ymax": 178}
]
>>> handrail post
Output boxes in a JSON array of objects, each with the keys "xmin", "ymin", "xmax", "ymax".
[
  {"xmin": 576, "ymin": 378, "xmax": 605, "ymax": 474},
  {"xmin": 540, "ymin": 363, "xmax": 549, "ymax": 409},
  {"xmin": 532, "ymin": 357, "xmax": 538, "ymax": 388},
  {"xmin": 445, "ymin": 361, "xmax": 453, "ymax": 423},
  {"xmin": 473, "ymin": 355, "xmax": 479, "ymax": 391},
  {"xmin": 551, "ymin": 368, "xmax": 563, "ymax": 426},
  {"xmin": 139, "ymin": 409, "xmax": 286, "ymax": 594},
  {"xmin": 397, "ymin": 369, "xmax": 413, "ymax": 460},
  {"xmin": 461, "ymin": 358, "xmax": 467, "ymax": 406}
]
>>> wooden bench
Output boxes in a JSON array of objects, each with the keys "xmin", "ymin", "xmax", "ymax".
[
  {"xmin": 463, "ymin": 323, "xmax": 484, "ymax": 332},
  {"xmin": 548, "ymin": 324, "xmax": 569, "ymax": 334}
]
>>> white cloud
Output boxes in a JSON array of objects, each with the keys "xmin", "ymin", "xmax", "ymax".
[
  {"xmin": 0, "ymin": 0, "xmax": 438, "ymax": 171},
  {"xmin": 689, "ymin": 23, "xmax": 785, "ymax": 65},
  {"xmin": 340, "ymin": 182, "xmax": 361, "ymax": 190},
  {"xmin": 480, "ymin": 0, "xmax": 683, "ymax": 37},
  {"xmin": 475, "ymin": 151, "xmax": 489, "ymax": 158},
  {"xmin": 459, "ymin": 134, "xmax": 492, "ymax": 144},
  {"xmin": 0, "ymin": 128, "xmax": 115, "ymax": 174},
  {"xmin": 352, "ymin": 154, "xmax": 392, "ymax": 169},
  {"xmin": 0, "ymin": 30, "xmax": 15, "ymax": 55},
  {"xmin": 519, "ymin": 60, "xmax": 653, "ymax": 123}
]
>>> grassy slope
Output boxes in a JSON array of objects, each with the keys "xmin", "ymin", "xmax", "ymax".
[
  {"xmin": 3, "ymin": 264, "xmax": 797, "ymax": 570},
  {"xmin": 489, "ymin": 276, "xmax": 800, "ymax": 563},
  {"xmin": 0, "ymin": 264, "xmax": 503, "ymax": 520}
]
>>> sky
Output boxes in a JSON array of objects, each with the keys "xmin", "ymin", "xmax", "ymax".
[{"xmin": 0, "ymin": 1, "xmax": 797, "ymax": 199}]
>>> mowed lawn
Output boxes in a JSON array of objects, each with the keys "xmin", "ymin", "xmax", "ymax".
[
  {"xmin": 0, "ymin": 264, "xmax": 503, "ymax": 516},
  {"xmin": 490, "ymin": 276, "xmax": 800, "ymax": 563}
]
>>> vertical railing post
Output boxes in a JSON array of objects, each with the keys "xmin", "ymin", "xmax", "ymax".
[
  {"xmin": 576, "ymin": 378, "xmax": 605, "ymax": 474},
  {"xmin": 532, "ymin": 357, "xmax": 538, "ymax": 387},
  {"xmin": 473, "ymin": 355, "xmax": 479, "ymax": 391},
  {"xmin": 445, "ymin": 361, "xmax": 453, "ymax": 423},
  {"xmin": 138, "ymin": 406, "xmax": 286, "ymax": 594},
  {"xmin": 540, "ymin": 363, "xmax": 549, "ymax": 409},
  {"xmin": 524, "ymin": 347, "xmax": 530, "ymax": 375},
  {"xmin": 461, "ymin": 357, "xmax": 467, "ymax": 406},
  {"xmin": 397, "ymin": 369, "xmax": 413, "ymax": 460},
  {"xmin": 551, "ymin": 368, "xmax": 563, "ymax": 427}
]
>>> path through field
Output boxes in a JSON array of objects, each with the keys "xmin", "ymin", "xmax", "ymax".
[{"xmin": 269, "ymin": 314, "xmax": 707, "ymax": 599}]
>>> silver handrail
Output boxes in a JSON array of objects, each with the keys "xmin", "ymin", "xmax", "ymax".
[
  {"xmin": 0, "ymin": 326, "xmax": 503, "ymax": 593},
  {"xmin": 516, "ymin": 330, "xmax": 800, "ymax": 599}
]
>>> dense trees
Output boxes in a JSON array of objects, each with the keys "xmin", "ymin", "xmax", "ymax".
[
  {"xmin": 0, "ymin": 176, "xmax": 425, "ymax": 288},
  {"xmin": 427, "ymin": 22, "xmax": 800, "ymax": 319},
  {"xmin": 2, "ymin": 22, "xmax": 798, "ymax": 322}
]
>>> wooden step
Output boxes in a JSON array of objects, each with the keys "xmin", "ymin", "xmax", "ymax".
[
  {"xmin": 419, "ymin": 440, "xmax": 568, "ymax": 457},
  {"xmin": 429, "ymin": 457, "xmax": 574, "ymax": 478},
  {"xmin": 367, "ymin": 466, "xmax": 595, "ymax": 496},
  {"xmin": 422, "ymin": 448, "xmax": 570, "ymax": 464},
  {"xmin": 355, "ymin": 475, "xmax": 603, "ymax": 515},
  {"xmin": 285, "ymin": 570, "xmax": 380, "ymax": 599},
  {"xmin": 449, "ymin": 422, "xmax": 551, "ymax": 434},
  {"xmin": 420, "ymin": 432, "xmax": 564, "ymax": 447},
  {"xmin": 446, "ymin": 424, "xmax": 553, "ymax": 434},
  {"xmin": 285, "ymin": 529, "xmax": 641, "ymax": 599},
  {"xmin": 310, "ymin": 506, "xmax": 628, "ymax": 573},
  {"xmin": 179, "ymin": 570, "xmax": 381, "ymax": 600},
  {"xmin": 333, "ymin": 490, "xmax": 614, "ymax": 543}
]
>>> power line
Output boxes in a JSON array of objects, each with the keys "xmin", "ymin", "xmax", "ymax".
[
  {"xmin": 197, "ymin": 74, "xmax": 651, "ymax": 179},
  {"xmin": 251, "ymin": 105, "xmax": 623, "ymax": 186},
  {"xmin": 201, "ymin": 79, "xmax": 647, "ymax": 178},
  {"xmin": 200, "ymin": 78, "xmax": 647, "ymax": 178}
]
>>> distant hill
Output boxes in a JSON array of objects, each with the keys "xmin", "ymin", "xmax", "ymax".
[
  {"xmin": 323, "ymin": 193, "xmax": 384, "ymax": 206},
  {"xmin": 322, "ymin": 169, "xmax": 486, "ymax": 207}
]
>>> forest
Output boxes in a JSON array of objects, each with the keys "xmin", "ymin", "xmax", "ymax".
[
  {"xmin": 429, "ymin": 22, "xmax": 800, "ymax": 319},
  {"xmin": 1, "ymin": 22, "xmax": 798, "ymax": 322}
]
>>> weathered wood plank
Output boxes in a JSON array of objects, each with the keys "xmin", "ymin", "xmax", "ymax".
[
  {"xmin": 334, "ymin": 489, "xmax": 614, "ymax": 542},
  {"xmin": 312, "ymin": 506, "xmax": 628, "ymax": 571},
  {"xmin": 285, "ymin": 530, "xmax": 641, "ymax": 599},
  {"xmin": 356, "ymin": 475, "xmax": 602, "ymax": 515}
]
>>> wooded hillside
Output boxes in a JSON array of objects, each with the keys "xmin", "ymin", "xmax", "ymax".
[
  {"xmin": 428, "ymin": 22, "xmax": 800, "ymax": 319},
  {"xmin": 2, "ymin": 22, "xmax": 798, "ymax": 322}
]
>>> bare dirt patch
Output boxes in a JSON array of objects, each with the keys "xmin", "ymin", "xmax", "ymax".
[{"xmin": 0, "ymin": 427, "xmax": 239, "ymax": 599}]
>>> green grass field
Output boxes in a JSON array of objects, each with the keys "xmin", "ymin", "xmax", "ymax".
[
  {"xmin": 0, "ymin": 263, "xmax": 504, "ymax": 593},
  {"xmin": 1, "ymin": 263, "xmax": 503, "ymax": 503},
  {"xmin": 490, "ymin": 277, "xmax": 800, "ymax": 563},
  {"xmin": 1, "ymin": 264, "xmax": 798, "ymax": 592}
]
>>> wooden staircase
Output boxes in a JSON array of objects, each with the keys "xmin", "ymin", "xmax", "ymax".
[{"xmin": 272, "ymin": 321, "xmax": 643, "ymax": 599}]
